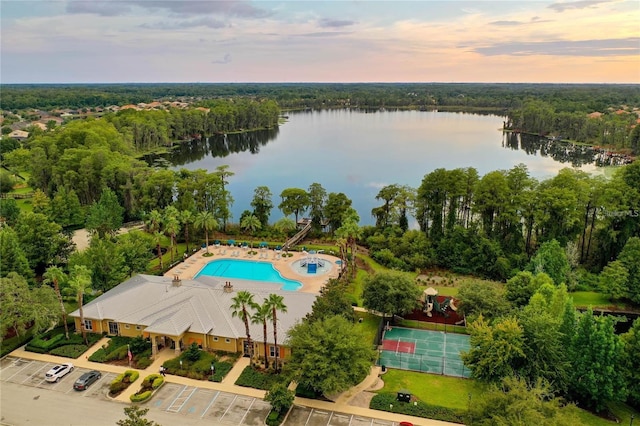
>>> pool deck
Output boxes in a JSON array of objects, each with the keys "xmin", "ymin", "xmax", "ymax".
[{"xmin": 165, "ymin": 246, "xmax": 343, "ymax": 294}]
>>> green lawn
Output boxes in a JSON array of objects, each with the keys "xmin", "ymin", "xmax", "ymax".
[
  {"xmin": 379, "ymin": 369, "xmax": 638, "ymax": 424},
  {"xmin": 15, "ymin": 198, "xmax": 33, "ymax": 213},
  {"xmin": 572, "ymin": 402, "xmax": 639, "ymax": 426},
  {"xmin": 571, "ymin": 291, "xmax": 611, "ymax": 307},
  {"xmin": 377, "ymin": 369, "xmax": 484, "ymax": 410},
  {"xmin": 355, "ymin": 311, "xmax": 381, "ymax": 345}
]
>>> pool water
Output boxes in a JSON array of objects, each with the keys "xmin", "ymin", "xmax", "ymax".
[{"xmin": 196, "ymin": 259, "xmax": 302, "ymax": 291}]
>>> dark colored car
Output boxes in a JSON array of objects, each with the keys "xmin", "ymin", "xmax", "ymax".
[{"xmin": 73, "ymin": 370, "xmax": 102, "ymax": 391}]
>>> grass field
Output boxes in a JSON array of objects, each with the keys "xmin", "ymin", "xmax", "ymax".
[
  {"xmin": 378, "ymin": 369, "xmax": 638, "ymax": 424},
  {"xmin": 377, "ymin": 369, "xmax": 484, "ymax": 410},
  {"xmin": 354, "ymin": 311, "xmax": 381, "ymax": 345}
]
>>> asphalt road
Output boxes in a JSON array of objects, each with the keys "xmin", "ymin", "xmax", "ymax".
[{"xmin": 0, "ymin": 380, "xmax": 227, "ymax": 426}]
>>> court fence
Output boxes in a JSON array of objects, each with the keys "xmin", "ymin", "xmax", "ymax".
[{"xmin": 377, "ymin": 350, "xmax": 470, "ymax": 378}]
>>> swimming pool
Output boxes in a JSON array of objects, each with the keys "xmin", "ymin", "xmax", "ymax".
[{"xmin": 196, "ymin": 259, "xmax": 302, "ymax": 291}]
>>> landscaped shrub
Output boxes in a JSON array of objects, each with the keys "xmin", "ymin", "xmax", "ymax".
[
  {"xmin": 49, "ymin": 344, "xmax": 88, "ymax": 358},
  {"xmin": 129, "ymin": 336, "xmax": 151, "ymax": 354},
  {"xmin": 130, "ymin": 390, "xmax": 152, "ymax": 402},
  {"xmin": 295, "ymin": 383, "xmax": 324, "ymax": 399},
  {"xmin": 0, "ymin": 330, "xmax": 34, "ymax": 357},
  {"xmin": 370, "ymin": 393, "xmax": 466, "ymax": 424},
  {"xmin": 28, "ymin": 330, "xmax": 103, "ymax": 355},
  {"xmin": 129, "ymin": 373, "xmax": 164, "ymax": 403},
  {"xmin": 265, "ymin": 409, "xmax": 287, "ymax": 426},
  {"xmin": 141, "ymin": 373, "xmax": 164, "ymax": 389},
  {"xmin": 109, "ymin": 370, "xmax": 140, "ymax": 397},
  {"xmin": 136, "ymin": 356, "xmax": 152, "ymax": 369},
  {"xmin": 234, "ymin": 366, "xmax": 285, "ymax": 390},
  {"xmin": 184, "ymin": 343, "xmax": 201, "ymax": 362},
  {"xmin": 89, "ymin": 348, "xmax": 107, "ymax": 362},
  {"xmin": 208, "ymin": 361, "xmax": 233, "ymax": 382},
  {"xmin": 105, "ymin": 345, "xmax": 129, "ymax": 361},
  {"xmin": 163, "ymin": 350, "xmax": 218, "ymax": 380},
  {"xmin": 28, "ymin": 333, "xmax": 64, "ymax": 350}
]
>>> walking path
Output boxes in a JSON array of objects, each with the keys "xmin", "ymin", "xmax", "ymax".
[{"xmin": 8, "ymin": 343, "xmax": 455, "ymax": 426}]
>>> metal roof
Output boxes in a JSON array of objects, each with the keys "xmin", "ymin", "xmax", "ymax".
[{"xmin": 70, "ymin": 274, "xmax": 316, "ymax": 341}]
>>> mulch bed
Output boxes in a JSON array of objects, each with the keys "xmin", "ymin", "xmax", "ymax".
[{"xmin": 403, "ymin": 296, "xmax": 465, "ymax": 326}]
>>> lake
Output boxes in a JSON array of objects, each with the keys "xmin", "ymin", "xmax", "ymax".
[{"xmin": 163, "ymin": 109, "xmax": 606, "ymax": 226}]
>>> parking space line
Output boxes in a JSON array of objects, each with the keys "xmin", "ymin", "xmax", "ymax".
[
  {"xmin": 5, "ymin": 359, "xmax": 34, "ymax": 382},
  {"xmin": 166, "ymin": 385, "xmax": 189, "ymax": 412},
  {"xmin": 305, "ymin": 408, "xmax": 314, "ymax": 426},
  {"xmin": 348, "ymin": 414, "xmax": 354, "ymax": 425},
  {"xmin": 201, "ymin": 391, "xmax": 220, "ymax": 418},
  {"xmin": 219, "ymin": 394, "xmax": 238, "ymax": 420},
  {"xmin": 327, "ymin": 411, "xmax": 333, "ymax": 425},
  {"xmin": 167, "ymin": 386, "xmax": 197, "ymax": 413},
  {"xmin": 239, "ymin": 397, "xmax": 256, "ymax": 424}
]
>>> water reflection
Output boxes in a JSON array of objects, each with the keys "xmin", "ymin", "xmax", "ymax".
[
  {"xmin": 502, "ymin": 132, "xmax": 632, "ymax": 167},
  {"xmin": 146, "ymin": 127, "xmax": 280, "ymax": 167}
]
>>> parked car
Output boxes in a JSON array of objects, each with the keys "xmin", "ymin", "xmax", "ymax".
[
  {"xmin": 44, "ymin": 363, "xmax": 74, "ymax": 382},
  {"xmin": 73, "ymin": 370, "xmax": 102, "ymax": 391}
]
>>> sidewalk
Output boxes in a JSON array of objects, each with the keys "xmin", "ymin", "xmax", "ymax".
[{"xmin": 7, "ymin": 345, "xmax": 454, "ymax": 426}]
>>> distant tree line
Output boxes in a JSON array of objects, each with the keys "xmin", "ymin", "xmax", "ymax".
[
  {"xmin": 2, "ymin": 82, "xmax": 638, "ymax": 112},
  {"xmin": 505, "ymin": 99, "xmax": 640, "ymax": 154}
]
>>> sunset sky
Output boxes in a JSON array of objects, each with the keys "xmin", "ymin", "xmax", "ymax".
[{"xmin": 1, "ymin": 0, "xmax": 638, "ymax": 84}]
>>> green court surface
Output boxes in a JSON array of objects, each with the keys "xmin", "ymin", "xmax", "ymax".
[{"xmin": 379, "ymin": 327, "xmax": 471, "ymax": 378}]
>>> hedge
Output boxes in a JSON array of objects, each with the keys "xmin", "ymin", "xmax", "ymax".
[
  {"xmin": 130, "ymin": 390, "xmax": 152, "ymax": 402},
  {"xmin": 265, "ymin": 409, "xmax": 287, "ymax": 426},
  {"xmin": 129, "ymin": 373, "xmax": 165, "ymax": 403},
  {"xmin": 109, "ymin": 370, "xmax": 140, "ymax": 397},
  {"xmin": 208, "ymin": 361, "xmax": 233, "ymax": 382},
  {"xmin": 49, "ymin": 344, "xmax": 88, "ymax": 358},
  {"xmin": 234, "ymin": 366, "xmax": 284, "ymax": 390},
  {"xmin": 25, "ymin": 332, "xmax": 102, "ymax": 354},
  {"xmin": 28, "ymin": 333, "xmax": 65, "ymax": 350},
  {"xmin": 0, "ymin": 330, "xmax": 34, "ymax": 357},
  {"xmin": 370, "ymin": 393, "xmax": 466, "ymax": 424}
]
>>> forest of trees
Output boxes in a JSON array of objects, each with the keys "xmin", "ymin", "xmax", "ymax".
[{"xmin": 1, "ymin": 84, "xmax": 640, "ymax": 422}]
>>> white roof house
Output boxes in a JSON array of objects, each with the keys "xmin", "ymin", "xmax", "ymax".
[{"xmin": 70, "ymin": 274, "xmax": 316, "ymax": 352}]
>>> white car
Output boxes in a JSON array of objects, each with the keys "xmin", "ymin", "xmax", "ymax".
[{"xmin": 44, "ymin": 363, "xmax": 74, "ymax": 382}]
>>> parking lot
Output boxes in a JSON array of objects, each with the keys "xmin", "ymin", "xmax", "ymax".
[
  {"xmin": 0, "ymin": 357, "xmax": 401, "ymax": 426},
  {"xmin": 287, "ymin": 406, "xmax": 397, "ymax": 426}
]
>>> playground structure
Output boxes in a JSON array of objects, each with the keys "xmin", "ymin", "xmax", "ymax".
[{"xmin": 420, "ymin": 287, "xmax": 458, "ymax": 319}]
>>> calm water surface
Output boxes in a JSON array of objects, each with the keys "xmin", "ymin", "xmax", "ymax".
[{"xmin": 167, "ymin": 109, "xmax": 601, "ymax": 225}]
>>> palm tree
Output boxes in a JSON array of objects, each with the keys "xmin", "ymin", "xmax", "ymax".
[
  {"xmin": 194, "ymin": 211, "xmax": 218, "ymax": 254},
  {"xmin": 68, "ymin": 265, "xmax": 93, "ymax": 345},
  {"xmin": 265, "ymin": 293, "xmax": 287, "ymax": 372},
  {"xmin": 180, "ymin": 210, "xmax": 194, "ymax": 253},
  {"xmin": 164, "ymin": 213, "xmax": 180, "ymax": 264},
  {"xmin": 43, "ymin": 266, "xmax": 69, "ymax": 339},
  {"xmin": 241, "ymin": 214, "xmax": 262, "ymax": 235},
  {"xmin": 230, "ymin": 291, "xmax": 257, "ymax": 358},
  {"xmin": 251, "ymin": 301, "xmax": 273, "ymax": 366},
  {"xmin": 146, "ymin": 209, "xmax": 162, "ymax": 233},
  {"xmin": 152, "ymin": 231, "xmax": 164, "ymax": 271},
  {"xmin": 274, "ymin": 217, "xmax": 296, "ymax": 236}
]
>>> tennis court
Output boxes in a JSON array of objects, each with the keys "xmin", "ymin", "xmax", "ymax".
[{"xmin": 378, "ymin": 327, "xmax": 471, "ymax": 378}]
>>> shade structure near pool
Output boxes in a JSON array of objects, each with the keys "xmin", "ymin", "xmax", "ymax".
[
  {"xmin": 195, "ymin": 259, "xmax": 302, "ymax": 291},
  {"xmin": 378, "ymin": 327, "xmax": 471, "ymax": 378}
]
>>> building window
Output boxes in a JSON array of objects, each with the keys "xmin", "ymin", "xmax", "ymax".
[
  {"xmin": 135, "ymin": 325, "xmax": 141, "ymax": 330},
  {"xmin": 269, "ymin": 346, "xmax": 280, "ymax": 357},
  {"xmin": 124, "ymin": 324, "xmax": 130, "ymax": 329},
  {"xmin": 213, "ymin": 337, "xmax": 219, "ymax": 342},
  {"xmin": 83, "ymin": 319, "xmax": 93, "ymax": 331},
  {"xmin": 225, "ymin": 338, "xmax": 231, "ymax": 343}
]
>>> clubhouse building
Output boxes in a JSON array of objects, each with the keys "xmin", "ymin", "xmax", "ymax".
[{"xmin": 70, "ymin": 274, "xmax": 317, "ymax": 361}]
